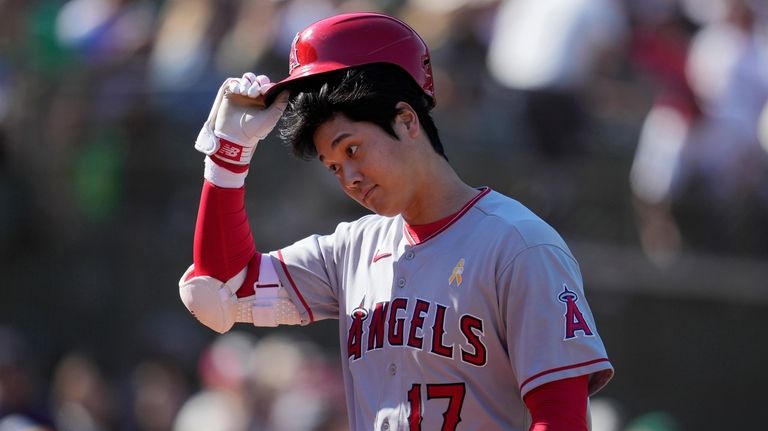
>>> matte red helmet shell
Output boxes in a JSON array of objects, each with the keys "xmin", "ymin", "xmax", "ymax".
[{"xmin": 265, "ymin": 12, "xmax": 435, "ymax": 106}]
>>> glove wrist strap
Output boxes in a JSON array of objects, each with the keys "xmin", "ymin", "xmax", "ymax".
[
  {"xmin": 204, "ymin": 156, "xmax": 248, "ymax": 188},
  {"xmin": 212, "ymin": 136, "xmax": 255, "ymax": 164}
]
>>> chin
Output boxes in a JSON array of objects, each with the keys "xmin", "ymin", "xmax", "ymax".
[
  {"xmin": 361, "ymin": 200, "xmax": 393, "ymax": 217},
  {"xmin": 355, "ymin": 193, "xmax": 400, "ymax": 217},
  {"xmin": 370, "ymin": 205, "xmax": 401, "ymax": 218}
]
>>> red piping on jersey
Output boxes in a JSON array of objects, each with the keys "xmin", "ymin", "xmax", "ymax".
[
  {"xmin": 519, "ymin": 358, "xmax": 611, "ymax": 392},
  {"xmin": 404, "ymin": 187, "xmax": 491, "ymax": 245},
  {"xmin": 276, "ymin": 250, "xmax": 315, "ymax": 323},
  {"xmin": 372, "ymin": 251, "xmax": 392, "ymax": 263}
]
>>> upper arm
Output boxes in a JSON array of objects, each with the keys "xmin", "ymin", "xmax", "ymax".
[
  {"xmin": 268, "ymin": 231, "xmax": 345, "ymax": 324},
  {"xmin": 499, "ymin": 244, "xmax": 613, "ymax": 397}
]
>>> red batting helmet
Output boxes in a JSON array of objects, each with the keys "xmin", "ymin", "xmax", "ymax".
[{"xmin": 265, "ymin": 12, "xmax": 435, "ymax": 106}]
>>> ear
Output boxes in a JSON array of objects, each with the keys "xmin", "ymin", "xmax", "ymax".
[{"xmin": 394, "ymin": 101, "xmax": 420, "ymax": 139}]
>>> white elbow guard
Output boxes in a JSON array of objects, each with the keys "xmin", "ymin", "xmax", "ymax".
[
  {"xmin": 178, "ymin": 265, "xmax": 248, "ymax": 333},
  {"xmin": 178, "ymin": 257, "xmax": 301, "ymax": 333}
]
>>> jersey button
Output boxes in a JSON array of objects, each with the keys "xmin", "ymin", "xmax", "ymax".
[
  {"xmin": 388, "ymin": 363, "xmax": 397, "ymax": 375},
  {"xmin": 382, "ymin": 420, "xmax": 390, "ymax": 431},
  {"xmin": 405, "ymin": 250, "xmax": 415, "ymax": 260},
  {"xmin": 397, "ymin": 278, "xmax": 406, "ymax": 288}
]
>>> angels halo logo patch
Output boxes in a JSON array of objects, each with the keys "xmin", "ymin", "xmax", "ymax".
[{"xmin": 558, "ymin": 284, "xmax": 593, "ymax": 340}]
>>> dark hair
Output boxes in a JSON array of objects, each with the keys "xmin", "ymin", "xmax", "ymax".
[{"xmin": 279, "ymin": 64, "xmax": 445, "ymax": 160}]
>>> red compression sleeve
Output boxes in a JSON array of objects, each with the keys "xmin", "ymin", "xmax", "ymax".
[
  {"xmin": 523, "ymin": 375, "xmax": 589, "ymax": 431},
  {"xmin": 193, "ymin": 180, "xmax": 258, "ymax": 295}
]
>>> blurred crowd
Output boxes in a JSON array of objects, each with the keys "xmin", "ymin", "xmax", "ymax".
[
  {"xmin": 0, "ymin": 324, "xmax": 348, "ymax": 431},
  {"xmin": 1, "ymin": 0, "xmax": 767, "ymax": 430}
]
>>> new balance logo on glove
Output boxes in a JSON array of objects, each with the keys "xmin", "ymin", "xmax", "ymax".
[{"xmin": 216, "ymin": 140, "xmax": 243, "ymax": 161}]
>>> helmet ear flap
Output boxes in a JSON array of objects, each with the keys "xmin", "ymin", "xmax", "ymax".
[{"xmin": 264, "ymin": 12, "xmax": 435, "ymax": 107}]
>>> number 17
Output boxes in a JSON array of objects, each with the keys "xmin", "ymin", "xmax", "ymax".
[{"xmin": 407, "ymin": 382, "xmax": 466, "ymax": 430}]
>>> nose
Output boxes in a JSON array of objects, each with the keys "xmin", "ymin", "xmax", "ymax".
[{"xmin": 341, "ymin": 163, "xmax": 363, "ymax": 190}]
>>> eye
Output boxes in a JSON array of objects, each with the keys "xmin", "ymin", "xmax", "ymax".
[
  {"xmin": 328, "ymin": 163, "xmax": 339, "ymax": 174},
  {"xmin": 345, "ymin": 145, "xmax": 359, "ymax": 157}
]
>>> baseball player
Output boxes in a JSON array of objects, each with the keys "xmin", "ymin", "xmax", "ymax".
[{"xmin": 179, "ymin": 12, "xmax": 613, "ymax": 431}]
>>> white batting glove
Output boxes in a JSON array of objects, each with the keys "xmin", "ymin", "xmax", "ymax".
[{"xmin": 195, "ymin": 73, "xmax": 289, "ymax": 165}]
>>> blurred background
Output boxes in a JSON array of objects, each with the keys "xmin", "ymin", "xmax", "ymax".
[{"xmin": 1, "ymin": 0, "xmax": 767, "ymax": 430}]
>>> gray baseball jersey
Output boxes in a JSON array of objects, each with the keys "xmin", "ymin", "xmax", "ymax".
[{"xmin": 268, "ymin": 188, "xmax": 613, "ymax": 430}]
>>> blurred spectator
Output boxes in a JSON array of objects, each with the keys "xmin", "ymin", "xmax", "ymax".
[
  {"xmin": 173, "ymin": 332, "xmax": 346, "ymax": 431},
  {"xmin": 55, "ymin": 0, "xmax": 156, "ymax": 65},
  {"xmin": 173, "ymin": 331, "xmax": 260, "ymax": 431},
  {"xmin": 483, "ymin": 0, "xmax": 629, "ymax": 231},
  {"xmin": 399, "ymin": 0, "xmax": 500, "ymax": 136},
  {"xmin": 487, "ymin": 0, "xmax": 628, "ymax": 159},
  {"xmin": 213, "ymin": 0, "xmax": 281, "ymax": 76},
  {"xmin": 760, "ymin": 99, "xmax": 768, "ymax": 154},
  {"xmin": 0, "ymin": 326, "xmax": 53, "ymax": 430},
  {"xmin": 130, "ymin": 358, "xmax": 190, "ymax": 431},
  {"xmin": 147, "ymin": 0, "xmax": 219, "ymax": 93},
  {"xmin": 0, "ymin": 415, "xmax": 51, "ymax": 431},
  {"xmin": 629, "ymin": 0, "xmax": 768, "ymax": 262},
  {"xmin": 627, "ymin": 1, "xmax": 700, "ymax": 264},
  {"xmin": 147, "ymin": 0, "xmax": 286, "ymax": 120},
  {"xmin": 245, "ymin": 334, "xmax": 346, "ymax": 431},
  {"xmin": 50, "ymin": 353, "xmax": 116, "ymax": 431}
]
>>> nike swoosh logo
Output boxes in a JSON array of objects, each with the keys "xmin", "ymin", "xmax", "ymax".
[{"xmin": 372, "ymin": 251, "xmax": 392, "ymax": 263}]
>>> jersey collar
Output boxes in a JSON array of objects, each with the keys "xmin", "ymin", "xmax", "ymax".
[{"xmin": 403, "ymin": 187, "xmax": 491, "ymax": 245}]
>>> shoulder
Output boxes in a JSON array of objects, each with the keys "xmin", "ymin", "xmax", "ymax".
[
  {"xmin": 471, "ymin": 191, "xmax": 583, "ymax": 287},
  {"xmin": 471, "ymin": 190, "xmax": 571, "ymax": 254}
]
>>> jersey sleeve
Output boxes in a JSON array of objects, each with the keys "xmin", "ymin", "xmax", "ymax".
[
  {"xmin": 499, "ymin": 244, "xmax": 614, "ymax": 398},
  {"xmin": 267, "ymin": 223, "xmax": 352, "ymax": 324}
]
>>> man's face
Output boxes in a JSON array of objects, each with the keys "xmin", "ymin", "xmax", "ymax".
[{"xmin": 314, "ymin": 113, "xmax": 421, "ymax": 217}]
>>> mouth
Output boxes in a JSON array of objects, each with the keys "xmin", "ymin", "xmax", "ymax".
[{"xmin": 362, "ymin": 185, "xmax": 377, "ymax": 202}]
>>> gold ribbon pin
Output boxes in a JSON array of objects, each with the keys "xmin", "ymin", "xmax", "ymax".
[{"xmin": 449, "ymin": 258, "xmax": 465, "ymax": 287}]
